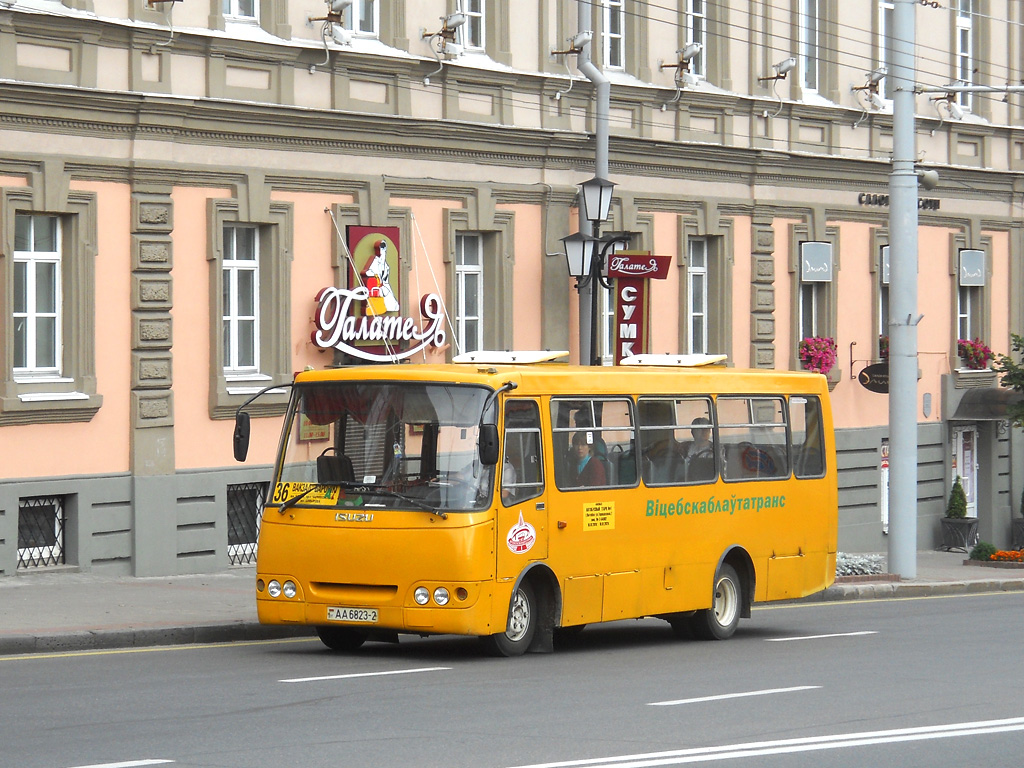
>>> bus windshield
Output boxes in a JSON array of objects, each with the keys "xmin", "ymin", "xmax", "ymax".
[{"xmin": 276, "ymin": 381, "xmax": 495, "ymax": 513}]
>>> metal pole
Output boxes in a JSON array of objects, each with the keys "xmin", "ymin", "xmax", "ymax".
[
  {"xmin": 888, "ymin": 0, "xmax": 918, "ymax": 578},
  {"xmin": 576, "ymin": 0, "xmax": 609, "ymax": 367}
]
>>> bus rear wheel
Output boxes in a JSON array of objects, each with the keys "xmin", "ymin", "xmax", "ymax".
[
  {"xmin": 482, "ymin": 580, "xmax": 537, "ymax": 657},
  {"xmin": 316, "ymin": 626, "xmax": 368, "ymax": 651},
  {"xmin": 691, "ymin": 563, "xmax": 742, "ymax": 640}
]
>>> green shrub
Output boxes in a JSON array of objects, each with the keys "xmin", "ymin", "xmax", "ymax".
[
  {"xmin": 969, "ymin": 542, "xmax": 997, "ymax": 561},
  {"xmin": 946, "ymin": 476, "xmax": 968, "ymax": 519}
]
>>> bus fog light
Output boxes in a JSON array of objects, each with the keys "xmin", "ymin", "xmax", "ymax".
[
  {"xmin": 283, "ymin": 580, "xmax": 297, "ymax": 599},
  {"xmin": 256, "ymin": 579, "xmax": 265, "ymax": 592},
  {"xmin": 414, "ymin": 587, "xmax": 430, "ymax": 605},
  {"xmin": 455, "ymin": 588, "xmax": 468, "ymax": 601},
  {"xmin": 268, "ymin": 580, "xmax": 282, "ymax": 598},
  {"xmin": 433, "ymin": 587, "xmax": 450, "ymax": 606}
]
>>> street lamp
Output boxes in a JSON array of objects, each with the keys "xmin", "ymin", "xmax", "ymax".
[{"xmin": 562, "ymin": 175, "xmax": 635, "ymax": 366}]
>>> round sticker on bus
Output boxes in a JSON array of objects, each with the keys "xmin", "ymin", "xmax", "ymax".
[{"xmin": 506, "ymin": 513, "xmax": 536, "ymax": 554}]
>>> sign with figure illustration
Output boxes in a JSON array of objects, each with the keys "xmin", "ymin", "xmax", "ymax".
[{"xmin": 311, "ymin": 225, "xmax": 446, "ymax": 362}]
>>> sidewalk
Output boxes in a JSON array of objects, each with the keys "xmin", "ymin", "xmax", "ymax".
[{"xmin": 1, "ymin": 550, "xmax": 1022, "ymax": 656}]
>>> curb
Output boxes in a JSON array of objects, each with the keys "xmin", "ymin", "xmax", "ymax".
[
  {"xmin": 0, "ymin": 623, "xmax": 315, "ymax": 656},
  {"xmin": 800, "ymin": 578, "xmax": 1024, "ymax": 603}
]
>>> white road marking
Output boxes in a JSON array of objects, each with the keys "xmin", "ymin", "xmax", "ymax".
[
  {"xmin": 279, "ymin": 666, "xmax": 451, "ymax": 683},
  {"xmin": 506, "ymin": 716, "xmax": 1024, "ymax": 768},
  {"xmin": 68, "ymin": 761, "xmax": 173, "ymax": 768},
  {"xmin": 765, "ymin": 630, "xmax": 878, "ymax": 642},
  {"xmin": 648, "ymin": 685, "xmax": 821, "ymax": 706}
]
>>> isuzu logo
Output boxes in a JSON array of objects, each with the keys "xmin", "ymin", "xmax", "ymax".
[{"xmin": 335, "ymin": 512, "xmax": 374, "ymax": 522}]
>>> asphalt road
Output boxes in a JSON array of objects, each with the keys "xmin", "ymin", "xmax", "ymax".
[{"xmin": 3, "ymin": 591, "xmax": 1022, "ymax": 768}]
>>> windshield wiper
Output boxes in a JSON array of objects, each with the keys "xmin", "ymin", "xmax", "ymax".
[{"xmin": 361, "ymin": 486, "xmax": 447, "ymax": 519}]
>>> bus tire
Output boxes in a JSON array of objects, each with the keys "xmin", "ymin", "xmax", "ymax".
[
  {"xmin": 691, "ymin": 563, "xmax": 742, "ymax": 641},
  {"xmin": 316, "ymin": 626, "xmax": 368, "ymax": 651},
  {"xmin": 482, "ymin": 580, "xmax": 537, "ymax": 657}
]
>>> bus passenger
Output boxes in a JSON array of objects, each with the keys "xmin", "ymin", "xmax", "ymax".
[
  {"xmin": 682, "ymin": 417, "xmax": 716, "ymax": 482},
  {"xmin": 572, "ymin": 431, "xmax": 607, "ymax": 487}
]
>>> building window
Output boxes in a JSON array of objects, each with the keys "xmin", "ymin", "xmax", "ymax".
[
  {"xmin": 208, "ymin": 198, "xmax": 291, "ymax": 418},
  {"xmin": 798, "ymin": 0, "xmax": 821, "ymax": 92},
  {"xmin": 455, "ymin": 233, "xmax": 484, "ymax": 354},
  {"xmin": 792, "ymin": 238, "xmax": 837, "ymax": 366},
  {"xmin": 14, "ymin": 214, "xmax": 61, "ymax": 376},
  {"xmin": 222, "ymin": 225, "xmax": 260, "ymax": 374},
  {"xmin": 223, "ymin": 0, "xmax": 257, "ymax": 20},
  {"xmin": 18, "ymin": 495, "xmax": 66, "ymax": 569},
  {"xmin": 597, "ymin": 283, "xmax": 615, "ymax": 365},
  {"xmin": 344, "ymin": 0, "xmax": 378, "ymax": 36},
  {"xmin": 603, "ymin": 0, "xmax": 625, "ymax": 70},
  {"xmin": 2, "ymin": 188, "xmax": 101, "ymax": 425},
  {"xmin": 686, "ymin": 238, "xmax": 708, "ymax": 354},
  {"xmin": 878, "ymin": 244, "xmax": 890, "ymax": 357},
  {"xmin": 686, "ymin": 0, "xmax": 707, "ymax": 78},
  {"xmin": 227, "ymin": 482, "xmax": 265, "ymax": 565},
  {"xmin": 458, "ymin": 0, "xmax": 484, "ymax": 50},
  {"xmin": 878, "ymin": 0, "xmax": 895, "ymax": 99},
  {"xmin": 957, "ymin": 249, "xmax": 986, "ymax": 341},
  {"xmin": 955, "ymin": 0, "xmax": 974, "ymax": 110}
]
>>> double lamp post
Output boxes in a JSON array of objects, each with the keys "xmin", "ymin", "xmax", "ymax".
[{"xmin": 561, "ymin": 175, "xmax": 636, "ymax": 367}]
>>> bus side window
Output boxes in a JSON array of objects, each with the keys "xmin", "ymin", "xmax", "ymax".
[
  {"xmin": 550, "ymin": 397, "xmax": 636, "ymax": 490},
  {"xmin": 502, "ymin": 400, "xmax": 544, "ymax": 506},
  {"xmin": 718, "ymin": 396, "xmax": 788, "ymax": 481},
  {"xmin": 791, "ymin": 395, "xmax": 826, "ymax": 478}
]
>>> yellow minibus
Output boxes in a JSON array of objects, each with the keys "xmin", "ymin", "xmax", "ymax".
[{"xmin": 233, "ymin": 353, "xmax": 837, "ymax": 656}]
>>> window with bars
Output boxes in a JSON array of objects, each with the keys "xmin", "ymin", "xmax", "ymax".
[
  {"xmin": 14, "ymin": 214, "xmax": 62, "ymax": 377},
  {"xmin": 222, "ymin": 225, "xmax": 260, "ymax": 374},
  {"xmin": 455, "ymin": 233, "xmax": 484, "ymax": 354},
  {"xmin": 18, "ymin": 495, "xmax": 65, "ymax": 569},
  {"xmin": 227, "ymin": 482, "xmax": 266, "ymax": 565}
]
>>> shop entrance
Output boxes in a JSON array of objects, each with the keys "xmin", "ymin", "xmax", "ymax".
[{"xmin": 951, "ymin": 426, "xmax": 979, "ymax": 519}]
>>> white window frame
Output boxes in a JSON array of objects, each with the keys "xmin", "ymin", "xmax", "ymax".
[
  {"xmin": 878, "ymin": 0, "xmax": 895, "ymax": 99},
  {"xmin": 455, "ymin": 233, "xmax": 484, "ymax": 354},
  {"xmin": 222, "ymin": 225, "xmax": 260, "ymax": 375},
  {"xmin": 800, "ymin": 282, "xmax": 821, "ymax": 339},
  {"xmin": 223, "ymin": 0, "xmax": 258, "ymax": 21},
  {"xmin": 458, "ymin": 0, "xmax": 485, "ymax": 51},
  {"xmin": 956, "ymin": 0, "xmax": 974, "ymax": 110},
  {"xmin": 686, "ymin": 0, "xmax": 707, "ymax": 78},
  {"xmin": 13, "ymin": 214, "xmax": 62, "ymax": 379},
  {"xmin": 603, "ymin": 0, "xmax": 625, "ymax": 71},
  {"xmin": 879, "ymin": 245, "xmax": 890, "ymax": 350},
  {"xmin": 597, "ymin": 283, "xmax": 615, "ymax": 365},
  {"xmin": 687, "ymin": 238, "xmax": 708, "ymax": 355},
  {"xmin": 343, "ymin": 0, "xmax": 378, "ymax": 36},
  {"xmin": 798, "ymin": 0, "xmax": 820, "ymax": 93},
  {"xmin": 958, "ymin": 285, "xmax": 979, "ymax": 341}
]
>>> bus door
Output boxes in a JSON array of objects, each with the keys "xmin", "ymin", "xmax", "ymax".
[{"xmin": 496, "ymin": 399, "xmax": 548, "ymax": 580}]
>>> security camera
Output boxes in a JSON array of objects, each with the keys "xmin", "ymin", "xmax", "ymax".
[
  {"xmin": 329, "ymin": 0, "xmax": 352, "ymax": 12},
  {"xmin": 948, "ymin": 100, "xmax": 965, "ymax": 120},
  {"xmin": 444, "ymin": 12, "xmax": 468, "ymax": 30},
  {"xmin": 331, "ymin": 24, "xmax": 352, "ymax": 46},
  {"xmin": 442, "ymin": 41, "xmax": 463, "ymax": 58},
  {"xmin": 868, "ymin": 67, "xmax": 887, "ymax": 85},
  {"xmin": 917, "ymin": 169, "xmax": 939, "ymax": 190},
  {"xmin": 869, "ymin": 92, "xmax": 886, "ymax": 110}
]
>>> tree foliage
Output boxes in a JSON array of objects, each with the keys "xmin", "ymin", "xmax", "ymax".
[{"xmin": 993, "ymin": 332, "xmax": 1024, "ymax": 428}]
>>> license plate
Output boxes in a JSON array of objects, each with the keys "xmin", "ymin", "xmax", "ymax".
[{"xmin": 327, "ymin": 606, "xmax": 378, "ymax": 623}]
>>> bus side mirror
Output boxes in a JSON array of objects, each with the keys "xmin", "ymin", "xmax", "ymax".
[
  {"xmin": 479, "ymin": 423, "xmax": 499, "ymax": 466},
  {"xmin": 233, "ymin": 411, "xmax": 251, "ymax": 462}
]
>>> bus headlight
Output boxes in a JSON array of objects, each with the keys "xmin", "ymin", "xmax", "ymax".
[
  {"xmin": 268, "ymin": 580, "xmax": 282, "ymax": 598},
  {"xmin": 283, "ymin": 580, "xmax": 297, "ymax": 599},
  {"xmin": 433, "ymin": 587, "xmax": 450, "ymax": 606},
  {"xmin": 414, "ymin": 586, "xmax": 430, "ymax": 605}
]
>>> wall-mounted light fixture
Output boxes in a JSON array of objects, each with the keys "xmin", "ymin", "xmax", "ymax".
[
  {"xmin": 422, "ymin": 12, "xmax": 468, "ymax": 84},
  {"xmin": 851, "ymin": 67, "xmax": 887, "ymax": 127},
  {"xmin": 758, "ymin": 57, "xmax": 796, "ymax": 118},
  {"xmin": 930, "ymin": 93, "xmax": 964, "ymax": 123},
  {"xmin": 308, "ymin": 0, "xmax": 354, "ymax": 71},
  {"xmin": 657, "ymin": 42, "xmax": 702, "ymax": 109}
]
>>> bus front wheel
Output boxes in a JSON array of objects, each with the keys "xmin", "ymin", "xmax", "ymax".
[
  {"xmin": 316, "ymin": 626, "xmax": 368, "ymax": 651},
  {"xmin": 691, "ymin": 563, "xmax": 742, "ymax": 641},
  {"xmin": 482, "ymin": 580, "xmax": 537, "ymax": 657}
]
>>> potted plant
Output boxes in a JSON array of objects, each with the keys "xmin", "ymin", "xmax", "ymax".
[
  {"xmin": 798, "ymin": 336, "xmax": 837, "ymax": 375},
  {"xmin": 957, "ymin": 337, "xmax": 994, "ymax": 370},
  {"xmin": 940, "ymin": 475, "xmax": 978, "ymax": 552}
]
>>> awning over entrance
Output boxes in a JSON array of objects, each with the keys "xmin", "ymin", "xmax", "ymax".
[{"xmin": 950, "ymin": 387, "xmax": 1024, "ymax": 421}]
